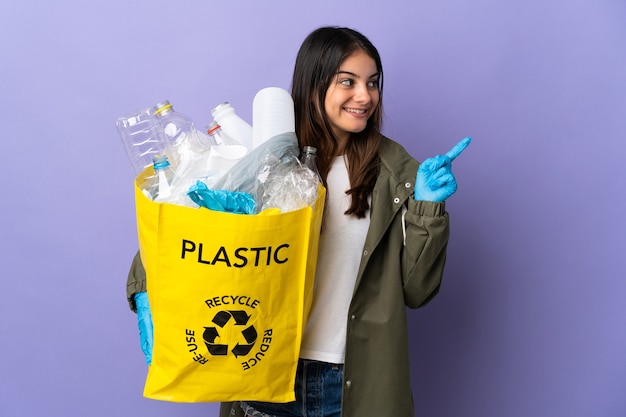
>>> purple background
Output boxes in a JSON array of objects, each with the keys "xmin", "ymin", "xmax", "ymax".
[{"xmin": 1, "ymin": 1, "xmax": 625, "ymax": 416}]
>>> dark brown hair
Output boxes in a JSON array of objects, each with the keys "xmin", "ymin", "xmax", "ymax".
[{"xmin": 291, "ymin": 26, "xmax": 383, "ymax": 218}]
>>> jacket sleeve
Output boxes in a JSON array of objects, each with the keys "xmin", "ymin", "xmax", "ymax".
[
  {"xmin": 401, "ymin": 199, "xmax": 450, "ymax": 309},
  {"xmin": 219, "ymin": 402, "xmax": 244, "ymax": 417},
  {"xmin": 126, "ymin": 251, "xmax": 147, "ymax": 312}
]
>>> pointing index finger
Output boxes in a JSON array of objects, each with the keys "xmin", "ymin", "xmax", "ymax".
[{"xmin": 445, "ymin": 136, "xmax": 472, "ymax": 161}]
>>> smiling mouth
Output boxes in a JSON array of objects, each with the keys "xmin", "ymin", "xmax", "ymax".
[{"xmin": 344, "ymin": 107, "xmax": 368, "ymax": 114}]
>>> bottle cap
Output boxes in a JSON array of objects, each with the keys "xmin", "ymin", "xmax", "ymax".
[
  {"xmin": 303, "ymin": 146, "xmax": 317, "ymax": 155},
  {"xmin": 154, "ymin": 100, "xmax": 173, "ymax": 116},
  {"xmin": 205, "ymin": 121, "xmax": 221, "ymax": 135},
  {"xmin": 210, "ymin": 102, "xmax": 231, "ymax": 117},
  {"xmin": 152, "ymin": 154, "xmax": 170, "ymax": 170}
]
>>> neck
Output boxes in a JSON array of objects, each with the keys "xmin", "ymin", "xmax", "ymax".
[{"xmin": 335, "ymin": 136, "xmax": 348, "ymax": 156}]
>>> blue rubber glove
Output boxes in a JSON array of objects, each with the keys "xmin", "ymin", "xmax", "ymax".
[
  {"xmin": 414, "ymin": 137, "xmax": 471, "ymax": 202},
  {"xmin": 187, "ymin": 181, "xmax": 256, "ymax": 214},
  {"xmin": 134, "ymin": 292, "xmax": 153, "ymax": 365}
]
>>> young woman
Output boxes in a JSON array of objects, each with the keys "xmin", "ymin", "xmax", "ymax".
[
  {"xmin": 128, "ymin": 26, "xmax": 468, "ymax": 417},
  {"xmin": 221, "ymin": 26, "xmax": 468, "ymax": 417}
]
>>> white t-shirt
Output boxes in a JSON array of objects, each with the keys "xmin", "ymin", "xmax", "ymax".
[{"xmin": 299, "ymin": 156, "xmax": 370, "ymax": 364}]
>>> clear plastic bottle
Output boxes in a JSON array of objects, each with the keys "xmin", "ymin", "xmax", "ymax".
[
  {"xmin": 205, "ymin": 121, "xmax": 240, "ymax": 146},
  {"xmin": 143, "ymin": 154, "xmax": 176, "ymax": 202},
  {"xmin": 116, "ymin": 107, "xmax": 168, "ymax": 177},
  {"xmin": 300, "ymin": 146, "xmax": 321, "ymax": 182},
  {"xmin": 153, "ymin": 100, "xmax": 212, "ymax": 166},
  {"xmin": 210, "ymin": 102, "xmax": 253, "ymax": 151}
]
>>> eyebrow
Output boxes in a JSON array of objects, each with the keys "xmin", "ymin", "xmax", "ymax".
[{"xmin": 336, "ymin": 70, "xmax": 380, "ymax": 79}]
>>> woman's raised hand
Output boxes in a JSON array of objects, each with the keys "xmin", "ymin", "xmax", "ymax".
[{"xmin": 414, "ymin": 137, "xmax": 471, "ymax": 202}]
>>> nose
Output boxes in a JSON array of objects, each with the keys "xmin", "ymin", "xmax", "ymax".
[{"xmin": 354, "ymin": 82, "xmax": 371, "ymax": 104}]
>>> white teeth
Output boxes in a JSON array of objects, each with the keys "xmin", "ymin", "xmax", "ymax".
[{"xmin": 345, "ymin": 108, "xmax": 366, "ymax": 114}]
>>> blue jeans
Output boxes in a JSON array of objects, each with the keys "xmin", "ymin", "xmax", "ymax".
[{"xmin": 241, "ymin": 359, "xmax": 343, "ymax": 417}]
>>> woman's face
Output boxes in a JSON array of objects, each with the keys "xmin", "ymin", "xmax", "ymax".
[{"xmin": 324, "ymin": 50, "xmax": 380, "ymax": 147}]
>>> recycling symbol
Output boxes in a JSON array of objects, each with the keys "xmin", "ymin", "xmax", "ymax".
[{"xmin": 203, "ymin": 310, "xmax": 258, "ymax": 357}]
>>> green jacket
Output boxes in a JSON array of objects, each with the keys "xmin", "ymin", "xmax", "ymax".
[{"xmin": 127, "ymin": 136, "xmax": 450, "ymax": 417}]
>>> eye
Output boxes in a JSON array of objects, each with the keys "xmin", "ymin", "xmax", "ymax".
[
  {"xmin": 367, "ymin": 79, "xmax": 379, "ymax": 88},
  {"xmin": 339, "ymin": 78, "xmax": 354, "ymax": 87}
]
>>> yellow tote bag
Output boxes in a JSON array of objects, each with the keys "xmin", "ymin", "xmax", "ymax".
[{"xmin": 134, "ymin": 170, "xmax": 325, "ymax": 403}]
